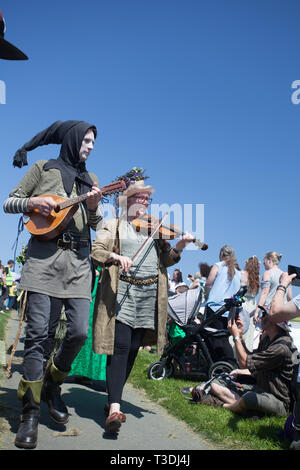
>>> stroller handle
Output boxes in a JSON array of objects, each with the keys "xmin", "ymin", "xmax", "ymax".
[{"xmin": 189, "ymin": 286, "xmax": 248, "ymax": 335}]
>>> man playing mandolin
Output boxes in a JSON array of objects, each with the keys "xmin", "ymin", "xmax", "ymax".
[
  {"xmin": 4, "ymin": 120, "xmax": 103, "ymax": 449},
  {"xmin": 91, "ymin": 172, "xmax": 195, "ymax": 434}
]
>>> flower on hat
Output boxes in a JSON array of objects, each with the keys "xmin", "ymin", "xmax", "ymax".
[
  {"xmin": 111, "ymin": 167, "xmax": 150, "ymax": 206},
  {"xmin": 114, "ymin": 167, "xmax": 149, "ymax": 188}
]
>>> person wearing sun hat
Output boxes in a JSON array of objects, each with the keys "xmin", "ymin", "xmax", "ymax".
[
  {"xmin": 0, "ymin": 11, "xmax": 28, "ymax": 60},
  {"xmin": 118, "ymin": 179, "xmax": 154, "ymax": 199},
  {"xmin": 91, "ymin": 168, "xmax": 195, "ymax": 434},
  {"xmin": 3, "ymin": 120, "xmax": 102, "ymax": 449}
]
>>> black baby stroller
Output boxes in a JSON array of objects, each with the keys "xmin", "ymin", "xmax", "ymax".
[{"xmin": 147, "ymin": 286, "xmax": 248, "ymax": 380}]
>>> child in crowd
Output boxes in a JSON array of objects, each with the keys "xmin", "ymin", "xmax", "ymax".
[{"xmin": 7, "ymin": 281, "xmax": 17, "ymax": 310}]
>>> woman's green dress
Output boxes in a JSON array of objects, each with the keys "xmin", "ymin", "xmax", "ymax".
[{"xmin": 69, "ymin": 268, "xmax": 107, "ymax": 380}]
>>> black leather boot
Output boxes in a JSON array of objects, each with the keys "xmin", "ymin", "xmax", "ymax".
[
  {"xmin": 15, "ymin": 381, "xmax": 42, "ymax": 449},
  {"xmin": 41, "ymin": 360, "xmax": 69, "ymax": 424}
]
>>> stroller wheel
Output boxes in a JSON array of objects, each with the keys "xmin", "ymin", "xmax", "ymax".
[
  {"xmin": 147, "ymin": 361, "xmax": 174, "ymax": 380},
  {"xmin": 208, "ymin": 361, "xmax": 235, "ymax": 379}
]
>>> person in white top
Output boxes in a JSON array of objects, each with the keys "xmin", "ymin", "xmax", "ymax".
[
  {"xmin": 253, "ymin": 252, "xmax": 292, "ymax": 348},
  {"xmin": 169, "ymin": 268, "xmax": 183, "ymax": 294},
  {"xmin": 254, "ymin": 252, "xmax": 292, "ymax": 321},
  {"xmin": 205, "ymin": 245, "xmax": 241, "ymax": 360}
]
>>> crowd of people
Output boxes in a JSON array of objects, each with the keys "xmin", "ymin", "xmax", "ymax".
[
  {"xmin": 1, "ymin": 11, "xmax": 299, "ymax": 452},
  {"xmin": 1, "ymin": 118, "xmax": 195, "ymax": 449},
  {"xmin": 1, "ymin": 117, "xmax": 299, "ymax": 451},
  {"xmin": 173, "ymin": 247, "xmax": 300, "ymax": 450}
]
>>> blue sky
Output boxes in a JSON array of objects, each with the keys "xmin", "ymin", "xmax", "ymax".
[{"xmin": 1, "ymin": 0, "xmax": 300, "ymax": 292}]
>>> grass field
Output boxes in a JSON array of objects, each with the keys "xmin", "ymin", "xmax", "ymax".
[
  {"xmin": 0, "ymin": 311, "xmax": 294, "ymax": 450},
  {"xmin": 0, "ymin": 310, "xmax": 11, "ymax": 380},
  {"xmin": 0, "ymin": 310, "xmax": 12, "ymax": 442},
  {"xmin": 128, "ymin": 349, "xmax": 292, "ymax": 450}
]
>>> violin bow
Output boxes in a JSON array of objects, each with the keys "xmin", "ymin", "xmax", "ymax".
[
  {"xmin": 130, "ymin": 212, "xmax": 169, "ymax": 263},
  {"xmin": 117, "ymin": 216, "xmax": 169, "ymax": 307},
  {"xmin": 118, "ymin": 213, "xmax": 169, "ymax": 279}
]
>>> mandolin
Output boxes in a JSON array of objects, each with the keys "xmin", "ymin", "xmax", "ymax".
[{"xmin": 23, "ymin": 180, "xmax": 126, "ymax": 241}]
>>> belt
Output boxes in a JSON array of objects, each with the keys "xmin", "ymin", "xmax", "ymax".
[
  {"xmin": 119, "ymin": 274, "xmax": 158, "ymax": 285},
  {"xmin": 57, "ymin": 233, "xmax": 90, "ymax": 250}
]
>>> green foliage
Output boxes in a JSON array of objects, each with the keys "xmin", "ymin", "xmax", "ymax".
[
  {"xmin": 111, "ymin": 167, "xmax": 149, "ymax": 206},
  {"xmin": 15, "ymin": 244, "xmax": 27, "ymax": 267},
  {"xmin": 0, "ymin": 311, "xmax": 11, "ymax": 380}
]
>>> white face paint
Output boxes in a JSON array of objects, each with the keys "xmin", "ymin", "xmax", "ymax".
[{"xmin": 79, "ymin": 129, "xmax": 95, "ymax": 162}]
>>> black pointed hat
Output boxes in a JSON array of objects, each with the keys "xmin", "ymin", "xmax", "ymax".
[
  {"xmin": 13, "ymin": 120, "xmax": 97, "ymax": 196},
  {"xmin": 0, "ymin": 11, "xmax": 28, "ymax": 60}
]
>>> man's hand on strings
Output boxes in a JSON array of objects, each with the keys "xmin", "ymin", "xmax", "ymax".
[{"xmin": 86, "ymin": 182, "xmax": 102, "ymax": 210}]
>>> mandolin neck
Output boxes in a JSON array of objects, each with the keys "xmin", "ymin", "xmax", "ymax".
[
  {"xmin": 58, "ymin": 193, "xmax": 87, "ymax": 210},
  {"xmin": 56, "ymin": 181, "xmax": 126, "ymax": 211}
]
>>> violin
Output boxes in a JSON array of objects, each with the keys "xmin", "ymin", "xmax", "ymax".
[{"xmin": 132, "ymin": 215, "xmax": 208, "ymax": 251}]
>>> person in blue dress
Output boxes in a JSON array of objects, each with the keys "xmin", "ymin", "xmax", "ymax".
[{"xmin": 205, "ymin": 245, "xmax": 241, "ymax": 360}]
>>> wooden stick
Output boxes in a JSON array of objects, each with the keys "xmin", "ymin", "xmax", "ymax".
[
  {"xmin": 131, "ymin": 212, "xmax": 169, "ymax": 263},
  {"xmin": 6, "ymin": 290, "xmax": 27, "ymax": 379}
]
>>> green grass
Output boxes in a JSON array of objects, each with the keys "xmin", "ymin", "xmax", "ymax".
[
  {"xmin": 0, "ymin": 310, "xmax": 11, "ymax": 379},
  {"xmin": 0, "ymin": 312, "xmax": 292, "ymax": 450},
  {"xmin": 128, "ymin": 350, "xmax": 291, "ymax": 450},
  {"xmin": 0, "ymin": 310, "xmax": 12, "ymax": 443},
  {"xmin": 0, "ymin": 311, "xmax": 9, "ymax": 341}
]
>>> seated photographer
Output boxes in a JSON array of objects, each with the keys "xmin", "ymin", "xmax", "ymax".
[
  {"xmin": 207, "ymin": 308, "xmax": 295, "ymax": 417},
  {"xmin": 269, "ymin": 271, "xmax": 300, "ymax": 450}
]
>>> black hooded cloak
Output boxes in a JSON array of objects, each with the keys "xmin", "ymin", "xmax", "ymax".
[{"xmin": 13, "ymin": 120, "xmax": 97, "ymax": 196}]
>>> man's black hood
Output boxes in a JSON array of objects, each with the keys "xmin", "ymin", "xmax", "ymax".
[
  {"xmin": 13, "ymin": 120, "xmax": 97, "ymax": 196},
  {"xmin": 44, "ymin": 122, "xmax": 97, "ymax": 195}
]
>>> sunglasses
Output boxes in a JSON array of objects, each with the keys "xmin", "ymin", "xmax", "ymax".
[{"xmin": 130, "ymin": 196, "xmax": 152, "ymax": 204}]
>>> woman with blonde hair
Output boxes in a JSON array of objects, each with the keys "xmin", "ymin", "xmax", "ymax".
[
  {"xmin": 91, "ymin": 176, "xmax": 194, "ymax": 433},
  {"xmin": 254, "ymin": 252, "xmax": 292, "ymax": 321},
  {"xmin": 253, "ymin": 251, "xmax": 292, "ymax": 348},
  {"xmin": 204, "ymin": 245, "xmax": 241, "ymax": 360}
]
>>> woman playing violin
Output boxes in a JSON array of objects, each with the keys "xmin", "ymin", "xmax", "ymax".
[{"xmin": 91, "ymin": 179, "xmax": 194, "ymax": 434}]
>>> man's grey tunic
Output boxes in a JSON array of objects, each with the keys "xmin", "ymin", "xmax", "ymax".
[{"xmin": 7, "ymin": 160, "xmax": 102, "ymax": 299}]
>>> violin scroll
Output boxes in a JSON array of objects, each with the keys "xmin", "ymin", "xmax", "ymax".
[{"xmin": 193, "ymin": 240, "xmax": 208, "ymax": 251}]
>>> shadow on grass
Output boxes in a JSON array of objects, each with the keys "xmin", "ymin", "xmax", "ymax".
[
  {"xmin": 129, "ymin": 351, "xmax": 292, "ymax": 450},
  {"xmin": 226, "ymin": 413, "xmax": 290, "ymax": 450}
]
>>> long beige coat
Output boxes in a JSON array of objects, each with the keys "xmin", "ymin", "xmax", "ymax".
[{"xmin": 91, "ymin": 218, "xmax": 180, "ymax": 356}]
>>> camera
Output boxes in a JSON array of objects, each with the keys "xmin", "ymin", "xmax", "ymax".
[{"xmin": 288, "ymin": 265, "xmax": 300, "ymax": 287}]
